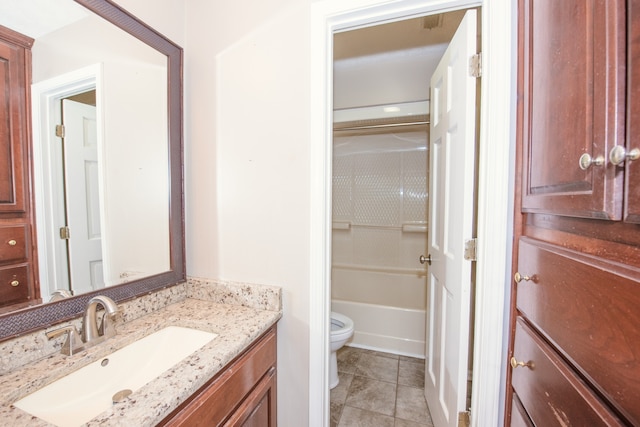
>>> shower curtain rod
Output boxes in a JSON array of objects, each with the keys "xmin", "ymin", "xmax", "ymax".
[{"xmin": 333, "ymin": 120, "xmax": 430, "ymax": 132}]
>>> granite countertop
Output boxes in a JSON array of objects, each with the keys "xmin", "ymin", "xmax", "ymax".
[{"xmin": 0, "ymin": 294, "xmax": 281, "ymax": 426}]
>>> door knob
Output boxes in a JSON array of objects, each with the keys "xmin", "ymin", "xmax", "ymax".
[
  {"xmin": 419, "ymin": 254, "xmax": 432, "ymax": 265},
  {"xmin": 609, "ymin": 145, "xmax": 640, "ymax": 166}
]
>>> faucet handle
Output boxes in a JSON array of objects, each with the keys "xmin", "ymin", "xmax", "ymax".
[{"xmin": 46, "ymin": 325, "xmax": 84, "ymax": 356}]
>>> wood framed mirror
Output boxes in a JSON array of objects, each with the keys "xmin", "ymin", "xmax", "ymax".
[{"xmin": 0, "ymin": 0, "xmax": 184, "ymax": 340}]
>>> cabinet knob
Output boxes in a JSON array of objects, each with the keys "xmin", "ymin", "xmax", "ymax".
[
  {"xmin": 609, "ymin": 145, "xmax": 640, "ymax": 166},
  {"xmin": 514, "ymin": 272, "xmax": 533, "ymax": 283},
  {"xmin": 510, "ymin": 356, "xmax": 534, "ymax": 370},
  {"xmin": 10, "ymin": 280, "xmax": 20, "ymax": 287},
  {"xmin": 7, "ymin": 239, "xmax": 17, "ymax": 246},
  {"xmin": 578, "ymin": 153, "xmax": 605, "ymax": 170}
]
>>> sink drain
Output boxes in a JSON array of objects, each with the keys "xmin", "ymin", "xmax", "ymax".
[{"xmin": 112, "ymin": 389, "xmax": 133, "ymax": 404}]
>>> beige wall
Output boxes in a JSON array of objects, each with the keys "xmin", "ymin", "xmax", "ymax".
[
  {"xmin": 113, "ymin": 0, "xmax": 313, "ymax": 424},
  {"xmin": 107, "ymin": 0, "xmax": 505, "ymax": 425},
  {"xmin": 184, "ymin": 1, "xmax": 312, "ymax": 424}
]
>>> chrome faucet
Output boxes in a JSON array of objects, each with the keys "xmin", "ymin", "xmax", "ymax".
[
  {"xmin": 46, "ymin": 295, "xmax": 119, "ymax": 356},
  {"xmin": 49, "ymin": 289, "xmax": 73, "ymax": 302}
]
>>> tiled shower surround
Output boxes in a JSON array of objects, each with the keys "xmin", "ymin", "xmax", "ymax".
[{"xmin": 332, "ymin": 129, "xmax": 429, "ymax": 356}]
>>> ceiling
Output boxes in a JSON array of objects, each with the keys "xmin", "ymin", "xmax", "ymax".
[
  {"xmin": 0, "ymin": 0, "xmax": 88, "ymax": 39},
  {"xmin": 333, "ymin": 10, "xmax": 468, "ymax": 61}
]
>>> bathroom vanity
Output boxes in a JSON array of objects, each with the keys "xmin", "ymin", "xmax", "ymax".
[
  {"xmin": 0, "ymin": 279, "xmax": 281, "ymax": 426},
  {"xmin": 160, "ymin": 326, "xmax": 277, "ymax": 426}
]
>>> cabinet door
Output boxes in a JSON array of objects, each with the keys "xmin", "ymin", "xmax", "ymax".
[
  {"xmin": 626, "ymin": 0, "xmax": 640, "ymax": 223},
  {"xmin": 0, "ymin": 35, "xmax": 28, "ymax": 213},
  {"xmin": 520, "ymin": 0, "xmax": 626, "ymax": 219},
  {"xmin": 224, "ymin": 367, "xmax": 276, "ymax": 427}
]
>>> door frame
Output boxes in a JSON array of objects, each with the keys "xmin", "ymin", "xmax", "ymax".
[
  {"xmin": 31, "ymin": 64, "xmax": 104, "ymax": 301},
  {"xmin": 309, "ymin": 1, "xmax": 516, "ymax": 426}
]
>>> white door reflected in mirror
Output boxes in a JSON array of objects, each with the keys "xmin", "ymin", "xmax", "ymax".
[{"xmin": 61, "ymin": 98, "xmax": 104, "ymax": 295}]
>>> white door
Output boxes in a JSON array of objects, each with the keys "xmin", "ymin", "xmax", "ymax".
[
  {"xmin": 62, "ymin": 99, "xmax": 104, "ymax": 294},
  {"xmin": 424, "ymin": 9, "xmax": 478, "ymax": 427}
]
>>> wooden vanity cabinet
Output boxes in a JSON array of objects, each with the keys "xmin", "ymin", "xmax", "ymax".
[
  {"xmin": 0, "ymin": 25, "xmax": 39, "ymax": 310},
  {"xmin": 160, "ymin": 326, "xmax": 277, "ymax": 427},
  {"xmin": 510, "ymin": 0, "xmax": 640, "ymax": 424}
]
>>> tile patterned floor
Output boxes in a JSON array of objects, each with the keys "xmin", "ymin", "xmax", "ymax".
[{"xmin": 331, "ymin": 346, "xmax": 434, "ymax": 427}]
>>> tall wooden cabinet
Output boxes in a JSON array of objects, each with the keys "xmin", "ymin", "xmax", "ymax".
[
  {"xmin": 510, "ymin": 0, "xmax": 640, "ymax": 425},
  {"xmin": 0, "ymin": 25, "xmax": 39, "ymax": 311}
]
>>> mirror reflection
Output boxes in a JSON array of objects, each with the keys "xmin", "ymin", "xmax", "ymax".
[{"xmin": 0, "ymin": 0, "xmax": 171, "ymax": 307}]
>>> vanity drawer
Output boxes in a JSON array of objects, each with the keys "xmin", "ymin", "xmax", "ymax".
[
  {"xmin": 511, "ymin": 318, "xmax": 623, "ymax": 426},
  {"xmin": 516, "ymin": 237, "xmax": 640, "ymax": 424},
  {"xmin": 0, "ymin": 225, "xmax": 27, "ymax": 264},
  {"xmin": 0, "ymin": 264, "xmax": 30, "ymax": 307}
]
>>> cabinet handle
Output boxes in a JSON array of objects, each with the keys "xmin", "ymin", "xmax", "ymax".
[
  {"xmin": 419, "ymin": 254, "xmax": 432, "ymax": 265},
  {"xmin": 578, "ymin": 153, "xmax": 605, "ymax": 170},
  {"xmin": 609, "ymin": 145, "xmax": 640, "ymax": 166},
  {"xmin": 7, "ymin": 239, "xmax": 17, "ymax": 246},
  {"xmin": 514, "ymin": 272, "xmax": 533, "ymax": 283},
  {"xmin": 10, "ymin": 280, "xmax": 20, "ymax": 287},
  {"xmin": 510, "ymin": 356, "xmax": 534, "ymax": 370}
]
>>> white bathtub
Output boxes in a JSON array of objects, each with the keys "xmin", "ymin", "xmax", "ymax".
[{"xmin": 331, "ymin": 299, "xmax": 426, "ymax": 359}]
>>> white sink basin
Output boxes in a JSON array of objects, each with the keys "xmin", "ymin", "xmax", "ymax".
[{"xmin": 14, "ymin": 326, "xmax": 217, "ymax": 427}]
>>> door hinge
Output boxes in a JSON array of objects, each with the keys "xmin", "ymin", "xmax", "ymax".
[
  {"xmin": 55, "ymin": 124, "xmax": 65, "ymax": 138},
  {"xmin": 464, "ymin": 238, "xmax": 477, "ymax": 261},
  {"xmin": 469, "ymin": 53, "xmax": 482, "ymax": 78},
  {"xmin": 59, "ymin": 226, "xmax": 70, "ymax": 240}
]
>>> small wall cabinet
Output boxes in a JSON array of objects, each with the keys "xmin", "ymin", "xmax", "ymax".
[
  {"xmin": 160, "ymin": 326, "xmax": 277, "ymax": 426},
  {"xmin": 0, "ymin": 25, "xmax": 39, "ymax": 311},
  {"xmin": 520, "ymin": 0, "xmax": 628, "ymax": 221}
]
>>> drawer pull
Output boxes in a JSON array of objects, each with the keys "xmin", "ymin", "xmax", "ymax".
[
  {"xmin": 514, "ymin": 272, "xmax": 533, "ymax": 283},
  {"xmin": 510, "ymin": 356, "xmax": 534, "ymax": 370},
  {"xmin": 10, "ymin": 280, "xmax": 20, "ymax": 287},
  {"xmin": 7, "ymin": 239, "xmax": 17, "ymax": 246}
]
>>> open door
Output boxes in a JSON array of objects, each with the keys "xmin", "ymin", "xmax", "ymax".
[
  {"xmin": 61, "ymin": 99, "xmax": 104, "ymax": 294},
  {"xmin": 424, "ymin": 9, "xmax": 478, "ymax": 427}
]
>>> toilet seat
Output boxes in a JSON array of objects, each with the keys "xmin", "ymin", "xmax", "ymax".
[{"xmin": 330, "ymin": 312, "xmax": 353, "ymax": 341}]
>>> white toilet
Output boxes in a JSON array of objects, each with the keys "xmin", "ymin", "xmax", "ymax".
[{"xmin": 330, "ymin": 311, "xmax": 354, "ymax": 389}]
